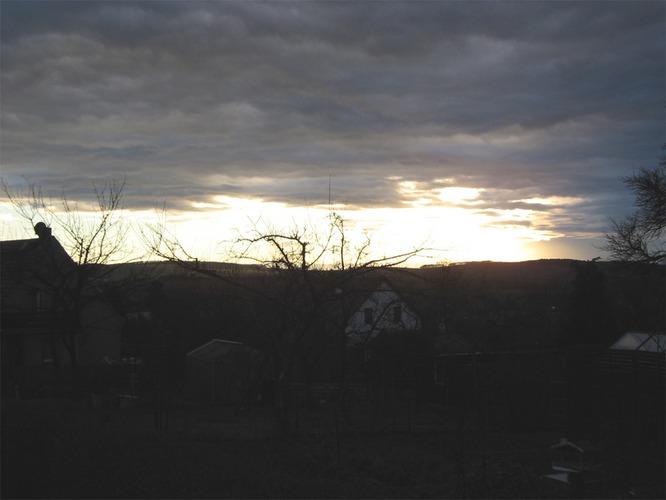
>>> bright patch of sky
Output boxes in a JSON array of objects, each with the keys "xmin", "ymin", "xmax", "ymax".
[{"xmin": 1, "ymin": 1, "xmax": 663, "ymax": 264}]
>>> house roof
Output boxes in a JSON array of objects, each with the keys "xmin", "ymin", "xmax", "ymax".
[
  {"xmin": 1, "ymin": 228, "xmax": 123, "ymax": 328},
  {"xmin": 186, "ymin": 339, "xmax": 257, "ymax": 361},
  {"xmin": 2, "ymin": 237, "xmax": 54, "ymax": 270},
  {"xmin": 1, "ymin": 230, "xmax": 75, "ymax": 304},
  {"xmin": 610, "ymin": 332, "xmax": 666, "ymax": 353},
  {"xmin": 1, "ymin": 238, "xmax": 42, "ymax": 253},
  {"xmin": 1, "ymin": 230, "xmax": 75, "ymax": 276}
]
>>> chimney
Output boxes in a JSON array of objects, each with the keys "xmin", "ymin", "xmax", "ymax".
[{"xmin": 34, "ymin": 222, "xmax": 52, "ymax": 239}]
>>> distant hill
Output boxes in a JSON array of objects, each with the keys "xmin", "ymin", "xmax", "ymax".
[
  {"xmin": 421, "ymin": 259, "xmax": 579, "ymax": 287},
  {"xmin": 105, "ymin": 258, "xmax": 663, "ymax": 289},
  {"xmin": 94, "ymin": 259, "xmax": 265, "ymax": 281},
  {"xmin": 106, "ymin": 257, "xmax": 662, "ymax": 353},
  {"xmin": 420, "ymin": 258, "xmax": 664, "ymax": 289}
]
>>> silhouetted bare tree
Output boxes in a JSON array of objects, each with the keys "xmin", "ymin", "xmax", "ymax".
[
  {"xmin": 146, "ymin": 210, "xmax": 426, "ymax": 435},
  {"xmin": 604, "ymin": 150, "xmax": 665, "ymax": 264},
  {"xmin": 2, "ymin": 177, "xmax": 146, "ymax": 376}
]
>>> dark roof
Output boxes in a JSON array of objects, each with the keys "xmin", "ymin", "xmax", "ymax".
[
  {"xmin": 551, "ymin": 438, "xmax": 598, "ymax": 454},
  {"xmin": 1, "ymin": 232, "xmax": 74, "ymax": 271},
  {"xmin": 186, "ymin": 339, "xmax": 258, "ymax": 361},
  {"xmin": 1, "ymin": 238, "xmax": 42, "ymax": 253},
  {"xmin": 1, "ymin": 238, "xmax": 48, "ymax": 270},
  {"xmin": 1, "ymin": 230, "xmax": 77, "ymax": 316}
]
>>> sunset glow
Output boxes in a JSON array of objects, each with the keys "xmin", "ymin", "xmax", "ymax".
[
  {"xmin": 0, "ymin": 174, "xmax": 607, "ymax": 266},
  {"xmin": 1, "ymin": 1, "xmax": 663, "ymax": 264}
]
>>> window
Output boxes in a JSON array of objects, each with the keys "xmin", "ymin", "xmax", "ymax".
[
  {"xmin": 35, "ymin": 291, "xmax": 50, "ymax": 310},
  {"xmin": 364, "ymin": 307, "xmax": 373, "ymax": 325},
  {"xmin": 392, "ymin": 304, "xmax": 402, "ymax": 323}
]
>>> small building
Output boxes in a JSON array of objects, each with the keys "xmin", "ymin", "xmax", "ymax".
[
  {"xmin": 599, "ymin": 331, "xmax": 665, "ymax": 377},
  {"xmin": 542, "ymin": 438, "xmax": 608, "ymax": 498},
  {"xmin": 1, "ymin": 224, "xmax": 123, "ymax": 394},
  {"xmin": 341, "ymin": 279, "xmax": 427, "ymax": 398},
  {"xmin": 609, "ymin": 331, "xmax": 665, "ymax": 353},
  {"xmin": 185, "ymin": 339, "xmax": 261, "ymax": 405},
  {"xmin": 345, "ymin": 279, "xmax": 421, "ymax": 344}
]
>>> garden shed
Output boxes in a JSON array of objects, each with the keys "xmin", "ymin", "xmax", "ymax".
[
  {"xmin": 609, "ymin": 331, "xmax": 665, "ymax": 353},
  {"xmin": 186, "ymin": 339, "xmax": 260, "ymax": 405},
  {"xmin": 601, "ymin": 331, "xmax": 665, "ymax": 377}
]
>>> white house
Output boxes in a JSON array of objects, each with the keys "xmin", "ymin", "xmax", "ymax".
[{"xmin": 345, "ymin": 280, "xmax": 421, "ymax": 345}]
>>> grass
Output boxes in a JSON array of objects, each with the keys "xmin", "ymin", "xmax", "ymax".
[
  {"xmin": 1, "ymin": 397, "xmax": 660, "ymax": 499},
  {"xmin": 1, "ymin": 398, "xmax": 450, "ymax": 499}
]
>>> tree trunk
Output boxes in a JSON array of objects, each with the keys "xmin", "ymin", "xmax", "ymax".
[
  {"xmin": 61, "ymin": 329, "xmax": 79, "ymax": 383},
  {"xmin": 274, "ymin": 372, "xmax": 291, "ymax": 437}
]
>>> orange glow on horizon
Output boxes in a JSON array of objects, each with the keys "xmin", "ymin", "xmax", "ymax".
[{"xmin": 0, "ymin": 183, "xmax": 598, "ymax": 265}]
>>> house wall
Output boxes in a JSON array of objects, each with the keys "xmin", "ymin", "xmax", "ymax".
[
  {"xmin": 77, "ymin": 299, "xmax": 123, "ymax": 365},
  {"xmin": 186, "ymin": 353, "xmax": 257, "ymax": 405},
  {"xmin": 3, "ymin": 301, "xmax": 122, "ymax": 370},
  {"xmin": 1, "ymin": 333, "xmax": 69, "ymax": 368},
  {"xmin": 1, "ymin": 234, "xmax": 124, "ymax": 395},
  {"xmin": 1, "ymin": 332, "xmax": 70, "ymax": 394},
  {"xmin": 22, "ymin": 335, "xmax": 48, "ymax": 367},
  {"xmin": 1, "ymin": 294, "xmax": 122, "ymax": 398},
  {"xmin": 345, "ymin": 282, "xmax": 420, "ymax": 340}
]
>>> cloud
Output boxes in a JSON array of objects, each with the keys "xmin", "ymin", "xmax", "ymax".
[{"xmin": 1, "ymin": 1, "xmax": 663, "ymax": 254}]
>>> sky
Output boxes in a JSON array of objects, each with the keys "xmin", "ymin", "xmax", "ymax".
[{"xmin": 1, "ymin": 1, "xmax": 664, "ymax": 265}]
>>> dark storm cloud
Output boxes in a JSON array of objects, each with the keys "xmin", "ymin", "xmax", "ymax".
[{"xmin": 1, "ymin": 1, "xmax": 663, "ymax": 238}]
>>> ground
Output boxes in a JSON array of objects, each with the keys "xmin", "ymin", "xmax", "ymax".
[{"xmin": 1, "ymin": 396, "xmax": 662, "ymax": 499}]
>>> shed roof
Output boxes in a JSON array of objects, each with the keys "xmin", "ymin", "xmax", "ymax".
[
  {"xmin": 610, "ymin": 332, "xmax": 665, "ymax": 353},
  {"xmin": 186, "ymin": 339, "xmax": 256, "ymax": 361},
  {"xmin": 550, "ymin": 438, "xmax": 597, "ymax": 454}
]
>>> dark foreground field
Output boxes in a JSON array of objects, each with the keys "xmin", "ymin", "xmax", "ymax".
[{"xmin": 1, "ymin": 398, "xmax": 662, "ymax": 499}]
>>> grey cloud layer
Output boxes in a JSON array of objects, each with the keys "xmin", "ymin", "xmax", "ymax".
[{"xmin": 1, "ymin": 1, "xmax": 663, "ymax": 231}]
